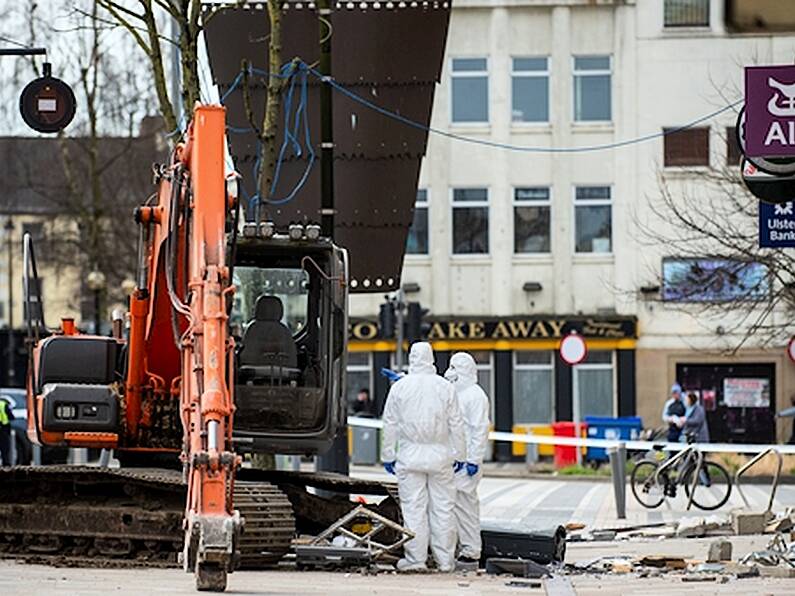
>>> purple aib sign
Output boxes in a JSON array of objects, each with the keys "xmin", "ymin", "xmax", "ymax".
[{"xmin": 745, "ymin": 65, "xmax": 795, "ymax": 158}]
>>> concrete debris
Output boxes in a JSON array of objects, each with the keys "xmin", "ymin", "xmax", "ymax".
[
  {"xmin": 757, "ymin": 565, "xmax": 795, "ymax": 578},
  {"xmin": 732, "ymin": 511, "xmax": 767, "ymax": 536},
  {"xmin": 485, "ymin": 558, "xmax": 550, "ymax": 578},
  {"xmin": 735, "ymin": 566, "xmax": 761, "ymax": 579},
  {"xmin": 681, "ymin": 575, "xmax": 717, "ymax": 583},
  {"xmin": 611, "ymin": 561, "xmax": 633, "ymax": 574},
  {"xmin": 505, "ymin": 580, "xmax": 542, "ymax": 589},
  {"xmin": 765, "ymin": 510, "xmax": 794, "ymax": 534},
  {"xmin": 739, "ymin": 533, "xmax": 795, "ymax": 568},
  {"xmin": 707, "ymin": 539, "xmax": 732, "ymax": 562},
  {"xmin": 565, "ymin": 522, "xmax": 586, "ymax": 532},
  {"xmin": 695, "ymin": 562, "xmax": 725, "ymax": 573},
  {"xmin": 638, "ymin": 556, "xmax": 686, "ymax": 570},
  {"xmin": 676, "ymin": 514, "xmax": 730, "ymax": 538},
  {"xmin": 590, "ymin": 530, "xmax": 616, "ymax": 541}
]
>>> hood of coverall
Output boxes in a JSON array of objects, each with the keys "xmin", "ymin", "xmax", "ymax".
[
  {"xmin": 445, "ymin": 352, "xmax": 478, "ymax": 390},
  {"xmin": 408, "ymin": 342, "xmax": 436, "ymax": 375}
]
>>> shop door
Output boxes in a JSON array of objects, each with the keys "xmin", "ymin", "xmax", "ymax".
[{"xmin": 676, "ymin": 363, "xmax": 775, "ymax": 444}]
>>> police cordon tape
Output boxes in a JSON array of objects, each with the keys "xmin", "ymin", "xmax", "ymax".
[{"xmin": 347, "ymin": 416, "xmax": 795, "ymax": 456}]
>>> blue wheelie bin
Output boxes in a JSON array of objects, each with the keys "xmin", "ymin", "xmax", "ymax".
[{"xmin": 584, "ymin": 416, "xmax": 642, "ymax": 463}]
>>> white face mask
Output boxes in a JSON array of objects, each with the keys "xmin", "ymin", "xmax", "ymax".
[{"xmin": 444, "ymin": 367, "xmax": 457, "ymax": 383}]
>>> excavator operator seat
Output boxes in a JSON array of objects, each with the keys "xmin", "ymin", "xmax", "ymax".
[{"xmin": 238, "ymin": 295, "xmax": 300, "ymax": 383}]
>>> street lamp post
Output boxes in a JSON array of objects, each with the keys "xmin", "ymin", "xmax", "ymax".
[
  {"xmin": 86, "ymin": 269, "xmax": 106, "ymax": 335},
  {"xmin": 4, "ymin": 218, "xmax": 14, "ymax": 386}
]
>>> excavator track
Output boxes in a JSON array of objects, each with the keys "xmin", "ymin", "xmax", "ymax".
[
  {"xmin": 235, "ymin": 482, "xmax": 295, "ymax": 568},
  {"xmin": 0, "ymin": 466, "xmax": 295, "ymax": 570}
]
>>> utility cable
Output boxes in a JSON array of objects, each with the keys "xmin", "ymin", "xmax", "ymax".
[{"xmin": 306, "ymin": 65, "xmax": 742, "ymax": 154}]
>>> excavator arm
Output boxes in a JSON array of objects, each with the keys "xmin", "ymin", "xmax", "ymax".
[
  {"xmin": 140, "ymin": 105, "xmax": 240, "ymax": 590},
  {"xmin": 176, "ymin": 106, "xmax": 240, "ymax": 590}
]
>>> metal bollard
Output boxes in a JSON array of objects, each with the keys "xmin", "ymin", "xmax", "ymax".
[
  {"xmin": 9, "ymin": 428, "xmax": 17, "ymax": 465},
  {"xmin": 525, "ymin": 432, "xmax": 538, "ymax": 469},
  {"xmin": 608, "ymin": 442, "xmax": 627, "ymax": 519}
]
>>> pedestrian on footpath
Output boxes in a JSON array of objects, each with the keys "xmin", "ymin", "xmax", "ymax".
[
  {"xmin": 382, "ymin": 342, "xmax": 466, "ymax": 572},
  {"xmin": 444, "ymin": 352, "xmax": 490, "ymax": 568},
  {"xmin": 0, "ymin": 398, "xmax": 14, "ymax": 466},
  {"xmin": 680, "ymin": 391, "xmax": 710, "ymax": 444},
  {"xmin": 662, "ymin": 383, "xmax": 686, "ymax": 443}
]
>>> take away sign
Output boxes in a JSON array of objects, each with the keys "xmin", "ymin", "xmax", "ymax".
[{"xmin": 746, "ymin": 65, "xmax": 795, "ymax": 158}]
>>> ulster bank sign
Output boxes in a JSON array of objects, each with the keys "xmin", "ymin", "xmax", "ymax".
[{"xmin": 349, "ymin": 315, "xmax": 637, "ymax": 342}]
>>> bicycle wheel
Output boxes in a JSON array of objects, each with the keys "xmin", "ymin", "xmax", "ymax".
[
  {"xmin": 684, "ymin": 461, "xmax": 732, "ymax": 511},
  {"xmin": 631, "ymin": 460, "xmax": 665, "ymax": 509}
]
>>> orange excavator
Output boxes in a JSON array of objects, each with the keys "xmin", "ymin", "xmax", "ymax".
[
  {"xmin": 16, "ymin": 106, "xmax": 341, "ymax": 589},
  {"xmin": 0, "ymin": 3, "xmax": 452, "ymax": 592}
]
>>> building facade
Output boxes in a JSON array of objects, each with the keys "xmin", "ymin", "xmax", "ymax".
[{"xmin": 348, "ymin": 0, "xmax": 795, "ymax": 449}]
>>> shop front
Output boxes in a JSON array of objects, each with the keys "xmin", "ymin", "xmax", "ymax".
[
  {"xmin": 677, "ymin": 362, "xmax": 776, "ymax": 444},
  {"xmin": 346, "ymin": 314, "xmax": 638, "ymax": 461}
]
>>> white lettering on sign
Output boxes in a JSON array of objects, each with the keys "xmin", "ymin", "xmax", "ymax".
[{"xmin": 764, "ymin": 120, "xmax": 795, "ymax": 146}]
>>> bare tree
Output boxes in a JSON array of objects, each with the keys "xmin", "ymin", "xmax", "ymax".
[
  {"xmin": 4, "ymin": 0, "xmax": 162, "ymax": 325},
  {"xmin": 97, "ymin": 0, "xmax": 289, "ymax": 206},
  {"xmin": 636, "ymin": 135, "xmax": 795, "ymax": 352}
]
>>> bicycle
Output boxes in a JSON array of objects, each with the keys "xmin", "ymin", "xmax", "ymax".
[{"xmin": 630, "ymin": 438, "xmax": 732, "ymax": 511}]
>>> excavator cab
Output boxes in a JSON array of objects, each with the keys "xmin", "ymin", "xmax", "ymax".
[{"xmin": 230, "ymin": 226, "xmax": 348, "ymax": 455}]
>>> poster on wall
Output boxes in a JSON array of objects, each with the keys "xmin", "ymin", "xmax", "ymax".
[{"xmin": 723, "ymin": 378, "xmax": 770, "ymax": 408}]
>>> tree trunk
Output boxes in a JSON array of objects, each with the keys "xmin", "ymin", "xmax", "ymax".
[{"xmin": 256, "ymin": 0, "xmax": 283, "ymax": 217}]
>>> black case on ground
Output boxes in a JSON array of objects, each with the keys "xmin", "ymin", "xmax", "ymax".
[{"xmin": 479, "ymin": 524, "xmax": 566, "ymax": 565}]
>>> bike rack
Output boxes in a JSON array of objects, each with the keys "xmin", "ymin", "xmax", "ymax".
[
  {"xmin": 653, "ymin": 446, "xmax": 704, "ymax": 511},
  {"xmin": 734, "ymin": 447, "xmax": 782, "ymax": 515}
]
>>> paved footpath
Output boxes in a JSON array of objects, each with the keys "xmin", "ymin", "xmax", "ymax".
[{"xmin": 3, "ymin": 468, "xmax": 794, "ymax": 594}]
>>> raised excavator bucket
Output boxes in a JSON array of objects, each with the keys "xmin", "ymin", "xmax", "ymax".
[{"xmin": 203, "ymin": 1, "xmax": 451, "ymax": 292}]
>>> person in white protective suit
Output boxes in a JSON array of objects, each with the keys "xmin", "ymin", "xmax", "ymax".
[
  {"xmin": 444, "ymin": 352, "xmax": 491, "ymax": 566},
  {"xmin": 381, "ymin": 342, "xmax": 466, "ymax": 572}
]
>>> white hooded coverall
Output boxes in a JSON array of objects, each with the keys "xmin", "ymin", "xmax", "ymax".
[
  {"xmin": 445, "ymin": 352, "xmax": 491, "ymax": 560},
  {"xmin": 382, "ymin": 342, "xmax": 466, "ymax": 571}
]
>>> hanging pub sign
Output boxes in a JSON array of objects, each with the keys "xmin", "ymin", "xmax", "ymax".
[
  {"xmin": 19, "ymin": 62, "xmax": 76, "ymax": 133},
  {"xmin": 745, "ymin": 65, "xmax": 795, "ymax": 158}
]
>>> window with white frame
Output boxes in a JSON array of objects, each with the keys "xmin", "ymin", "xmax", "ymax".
[
  {"xmin": 469, "ymin": 350, "xmax": 494, "ymax": 402},
  {"xmin": 346, "ymin": 351, "xmax": 372, "ymax": 414},
  {"xmin": 514, "ymin": 187, "xmax": 551, "ymax": 253},
  {"xmin": 512, "ymin": 57, "xmax": 549, "ymax": 123},
  {"xmin": 513, "ymin": 351, "xmax": 554, "ymax": 424},
  {"xmin": 452, "ymin": 188, "xmax": 489, "ymax": 255},
  {"xmin": 451, "ymin": 58, "xmax": 489, "ymax": 124},
  {"xmin": 574, "ymin": 351, "xmax": 614, "ymax": 418},
  {"xmin": 406, "ymin": 189, "xmax": 429, "ymax": 255},
  {"xmin": 574, "ymin": 186, "xmax": 612, "ymax": 254},
  {"xmin": 664, "ymin": 0, "xmax": 709, "ymax": 28},
  {"xmin": 573, "ymin": 56, "xmax": 611, "ymax": 122}
]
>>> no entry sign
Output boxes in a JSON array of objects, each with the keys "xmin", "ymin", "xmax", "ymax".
[
  {"xmin": 559, "ymin": 333, "xmax": 587, "ymax": 365},
  {"xmin": 745, "ymin": 65, "xmax": 795, "ymax": 158}
]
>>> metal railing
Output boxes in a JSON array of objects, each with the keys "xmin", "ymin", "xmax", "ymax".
[{"xmin": 735, "ymin": 447, "xmax": 782, "ymax": 515}]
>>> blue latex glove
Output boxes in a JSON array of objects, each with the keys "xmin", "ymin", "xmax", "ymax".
[
  {"xmin": 380, "ymin": 368, "xmax": 403, "ymax": 383},
  {"xmin": 466, "ymin": 462, "xmax": 479, "ymax": 477},
  {"xmin": 453, "ymin": 460, "xmax": 465, "ymax": 473},
  {"xmin": 383, "ymin": 461, "xmax": 396, "ymax": 475}
]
